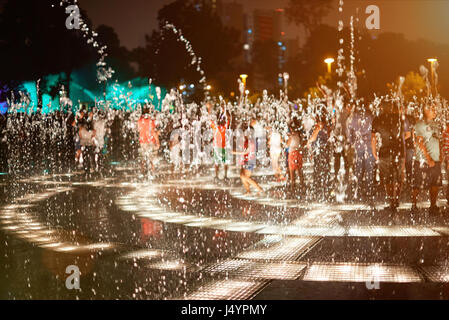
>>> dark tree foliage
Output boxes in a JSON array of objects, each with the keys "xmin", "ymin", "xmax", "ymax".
[
  {"xmin": 287, "ymin": 25, "xmax": 340, "ymax": 97},
  {"xmin": 133, "ymin": 0, "xmax": 242, "ymax": 94},
  {"xmin": 286, "ymin": 25, "xmax": 449, "ymax": 98},
  {"xmin": 0, "ymin": 0, "xmax": 96, "ymax": 85},
  {"xmin": 0, "ymin": 0, "xmax": 137, "ymax": 102},
  {"xmin": 252, "ymin": 40, "xmax": 280, "ymax": 91},
  {"xmin": 96, "ymin": 25, "xmax": 136, "ymax": 82},
  {"xmin": 285, "ymin": 0, "xmax": 333, "ymax": 36}
]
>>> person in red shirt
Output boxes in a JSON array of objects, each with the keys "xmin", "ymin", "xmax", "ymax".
[
  {"xmin": 137, "ymin": 107, "xmax": 160, "ymax": 175},
  {"xmin": 287, "ymin": 119, "xmax": 305, "ymax": 193},
  {"xmin": 234, "ymin": 121, "xmax": 264, "ymax": 195},
  {"xmin": 443, "ymin": 122, "xmax": 449, "ymax": 202}
]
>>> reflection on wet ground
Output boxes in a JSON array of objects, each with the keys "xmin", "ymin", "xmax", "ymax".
[{"xmin": 1, "ymin": 166, "xmax": 449, "ymax": 299}]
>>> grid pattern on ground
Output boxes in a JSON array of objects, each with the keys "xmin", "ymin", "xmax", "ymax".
[
  {"xmin": 302, "ymin": 263, "xmax": 423, "ymax": 283},
  {"xmin": 347, "ymin": 226, "xmax": 440, "ymax": 237},
  {"xmin": 237, "ymin": 236, "xmax": 320, "ymax": 261},
  {"xmin": 185, "ymin": 279, "xmax": 268, "ymax": 300},
  {"xmin": 421, "ymin": 266, "xmax": 449, "ymax": 282},
  {"xmin": 204, "ymin": 259, "xmax": 306, "ymax": 280},
  {"xmin": 431, "ymin": 227, "xmax": 449, "ymax": 236},
  {"xmin": 255, "ymin": 225, "xmax": 346, "ymax": 237}
]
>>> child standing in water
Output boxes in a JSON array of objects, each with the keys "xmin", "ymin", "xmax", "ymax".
[
  {"xmin": 307, "ymin": 109, "xmax": 332, "ymax": 201},
  {"xmin": 235, "ymin": 121, "xmax": 264, "ymax": 196},
  {"xmin": 287, "ymin": 118, "xmax": 305, "ymax": 193},
  {"xmin": 169, "ymin": 130, "xmax": 182, "ymax": 173},
  {"xmin": 137, "ymin": 107, "xmax": 160, "ymax": 175},
  {"xmin": 268, "ymin": 125, "xmax": 286, "ymax": 182},
  {"xmin": 209, "ymin": 102, "xmax": 230, "ymax": 181}
]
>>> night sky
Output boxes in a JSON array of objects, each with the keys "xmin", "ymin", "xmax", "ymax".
[
  {"xmin": 78, "ymin": 0, "xmax": 289, "ymax": 48},
  {"xmin": 78, "ymin": 0, "xmax": 449, "ymax": 49}
]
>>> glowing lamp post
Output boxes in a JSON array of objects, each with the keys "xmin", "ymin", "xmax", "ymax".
[
  {"xmin": 324, "ymin": 58, "xmax": 335, "ymax": 74},
  {"xmin": 240, "ymin": 74, "xmax": 248, "ymax": 88},
  {"xmin": 427, "ymin": 58, "xmax": 438, "ymax": 96},
  {"xmin": 281, "ymin": 72, "xmax": 289, "ymax": 95}
]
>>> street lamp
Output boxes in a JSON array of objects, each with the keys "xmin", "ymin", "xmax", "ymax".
[
  {"xmin": 279, "ymin": 72, "xmax": 289, "ymax": 95},
  {"xmin": 427, "ymin": 58, "xmax": 438, "ymax": 95},
  {"xmin": 240, "ymin": 74, "xmax": 248, "ymax": 87},
  {"xmin": 206, "ymin": 85, "xmax": 212, "ymax": 91},
  {"xmin": 324, "ymin": 58, "xmax": 335, "ymax": 74}
]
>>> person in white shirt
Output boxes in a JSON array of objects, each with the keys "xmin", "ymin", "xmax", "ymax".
[
  {"xmin": 268, "ymin": 127, "xmax": 285, "ymax": 182},
  {"xmin": 93, "ymin": 110, "xmax": 107, "ymax": 172},
  {"xmin": 79, "ymin": 113, "xmax": 96, "ymax": 176}
]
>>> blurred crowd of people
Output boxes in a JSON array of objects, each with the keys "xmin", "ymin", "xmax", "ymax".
[{"xmin": 2, "ymin": 91, "xmax": 449, "ymax": 214}]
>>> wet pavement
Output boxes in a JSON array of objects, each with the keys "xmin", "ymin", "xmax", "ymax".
[{"xmin": 1, "ymin": 165, "xmax": 449, "ymax": 300}]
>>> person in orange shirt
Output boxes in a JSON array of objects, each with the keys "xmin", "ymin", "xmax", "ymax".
[
  {"xmin": 137, "ymin": 107, "xmax": 160, "ymax": 175},
  {"xmin": 443, "ymin": 123, "xmax": 449, "ymax": 203}
]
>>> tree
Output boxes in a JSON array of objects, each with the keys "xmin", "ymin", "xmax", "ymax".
[
  {"xmin": 284, "ymin": 23, "xmax": 449, "ymax": 99},
  {"xmin": 0, "ymin": 0, "xmax": 97, "ymax": 98},
  {"xmin": 133, "ymin": 0, "xmax": 242, "ymax": 94},
  {"xmin": 286, "ymin": 25, "xmax": 340, "ymax": 97},
  {"xmin": 0, "ymin": 0, "xmax": 97, "ymax": 80},
  {"xmin": 252, "ymin": 40, "xmax": 280, "ymax": 91},
  {"xmin": 388, "ymin": 72, "xmax": 427, "ymax": 102},
  {"xmin": 304, "ymin": 73, "xmax": 333, "ymax": 99},
  {"xmin": 285, "ymin": 0, "xmax": 333, "ymax": 36},
  {"xmin": 96, "ymin": 25, "xmax": 136, "ymax": 81}
]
